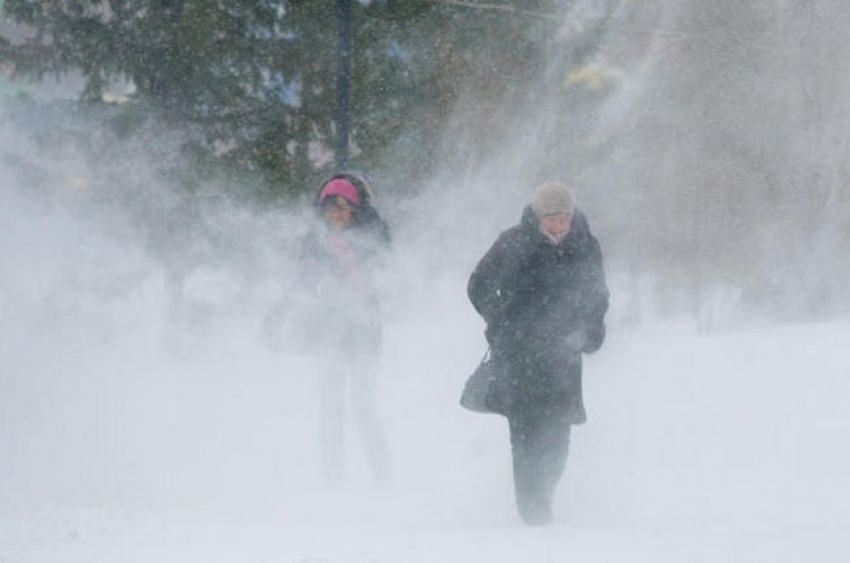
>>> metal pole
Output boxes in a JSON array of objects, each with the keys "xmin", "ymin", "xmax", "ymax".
[{"xmin": 334, "ymin": 0, "xmax": 353, "ymax": 170}]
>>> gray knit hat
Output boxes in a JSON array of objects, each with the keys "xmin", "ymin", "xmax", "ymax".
[{"xmin": 531, "ymin": 182, "xmax": 575, "ymax": 217}]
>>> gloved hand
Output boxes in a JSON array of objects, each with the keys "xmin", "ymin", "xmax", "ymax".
[
  {"xmin": 582, "ymin": 323, "xmax": 606, "ymax": 354},
  {"xmin": 564, "ymin": 329, "xmax": 587, "ymax": 352},
  {"xmin": 564, "ymin": 324, "xmax": 606, "ymax": 354}
]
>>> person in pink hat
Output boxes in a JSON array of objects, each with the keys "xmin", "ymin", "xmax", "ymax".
[{"xmin": 300, "ymin": 172, "xmax": 391, "ymax": 486}]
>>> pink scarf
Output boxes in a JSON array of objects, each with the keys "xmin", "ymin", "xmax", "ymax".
[{"xmin": 326, "ymin": 230, "xmax": 360, "ymax": 278}]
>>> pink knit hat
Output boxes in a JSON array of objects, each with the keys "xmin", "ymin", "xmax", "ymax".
[{"xmin": 320, "ymin": 178, "xmax": 360, "ymax": 206}]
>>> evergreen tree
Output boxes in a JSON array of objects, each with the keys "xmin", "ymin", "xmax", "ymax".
[{"xmin": 1, "ymin": 1, "xmax": 616, "ymax": 198}]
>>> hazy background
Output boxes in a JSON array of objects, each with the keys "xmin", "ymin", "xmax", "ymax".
[
  {"xmin": 3, "ymin": 1, "xmax": 849, "ymax": 327},
  {"xmin": 1, "ymin": 1, "xmax": 850, "ymax": 560}
]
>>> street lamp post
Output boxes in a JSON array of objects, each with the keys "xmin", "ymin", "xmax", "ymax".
[{"xmin": 334, "ymin": 0, "xmax": 353, "ymax": 170}]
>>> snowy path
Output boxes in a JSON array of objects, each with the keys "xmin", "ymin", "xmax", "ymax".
[{"xmin": 2, "ymin": 320, "xmax": 849, "ymax": 562}]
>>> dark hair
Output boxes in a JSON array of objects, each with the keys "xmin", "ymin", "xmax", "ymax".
[
  {"xmin": 314, "ymin": 171, "xmax": 385, "ymax": 230},
  {"xmin": 312, "ymin": 173, "xmax": 389, "ymax": 245}
]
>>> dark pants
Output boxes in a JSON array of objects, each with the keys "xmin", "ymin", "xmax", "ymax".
[{"xmin": 507, "ymin": 404, "xmax": 572, "ymax": 525}]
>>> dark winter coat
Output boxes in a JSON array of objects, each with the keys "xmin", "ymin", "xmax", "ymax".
[{"xmin": 467, "ymin": 206, "xmax": 608, "ymax": 422}]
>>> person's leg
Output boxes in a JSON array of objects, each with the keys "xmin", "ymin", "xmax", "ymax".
[
  {"xmin": 349, "ymin": 349, "xmax": 388, "ymax": 484},
  {"xmin": 538, "ymin": 411, "xmax": 571, "ymax": 507},
  {"xmin": 508, "ymin": 405, "xmax": 571, "ymax": 524},
  {"xmin": 319, "ymin": 357, "xmax": 346, "ymax": 486},
  {"xmin": 508, "ymin": 409, "xmax": 550, "ymax": 524}
]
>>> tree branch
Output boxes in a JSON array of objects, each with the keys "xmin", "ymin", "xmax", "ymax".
[{"xmin": 425, "ymin": 0, "xmax": 560, "ymax": 22}]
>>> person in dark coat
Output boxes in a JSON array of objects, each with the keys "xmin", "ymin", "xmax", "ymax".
[
  {"xmin": 298, "ymin": 172, "xmax": 391, "ymax": 485},
  {"xmin": 467, "ymin": 182, "xmax": 609, "ymax": 525}
]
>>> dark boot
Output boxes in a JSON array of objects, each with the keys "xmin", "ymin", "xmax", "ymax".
[{"xmin": 517, "ymin": 493, "xmax": 553, "ymax": 526}]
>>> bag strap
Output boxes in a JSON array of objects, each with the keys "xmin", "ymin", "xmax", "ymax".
[{"xmin": 481, "ymin": 346, "xmax": 491, "ymax": 363}]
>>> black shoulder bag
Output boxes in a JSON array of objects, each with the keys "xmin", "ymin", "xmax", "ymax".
[{"xmin": 460, "ymin": 348, "xmax": 508, "ymax": 415}]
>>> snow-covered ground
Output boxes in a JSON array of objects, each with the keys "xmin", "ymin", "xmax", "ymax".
[
  {"xmin": 2, "ymin": 296, "xmax": 848, "ymax": 562},
  {"xmin": 2, "ymin": 176, "xmax": 848, "ymax": 561}
]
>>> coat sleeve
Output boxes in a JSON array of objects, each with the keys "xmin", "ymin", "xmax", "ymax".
[
  {"xmin": 467, "ymin": 232, "xmax": 518, "ymax": 328},
  {"xmin": 579, "ymin": 233, "xmax": 609, "ymax": 354},
  {"xmin": 358, "ymin": 207, "xmax": 392, "ymax": 271}
]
